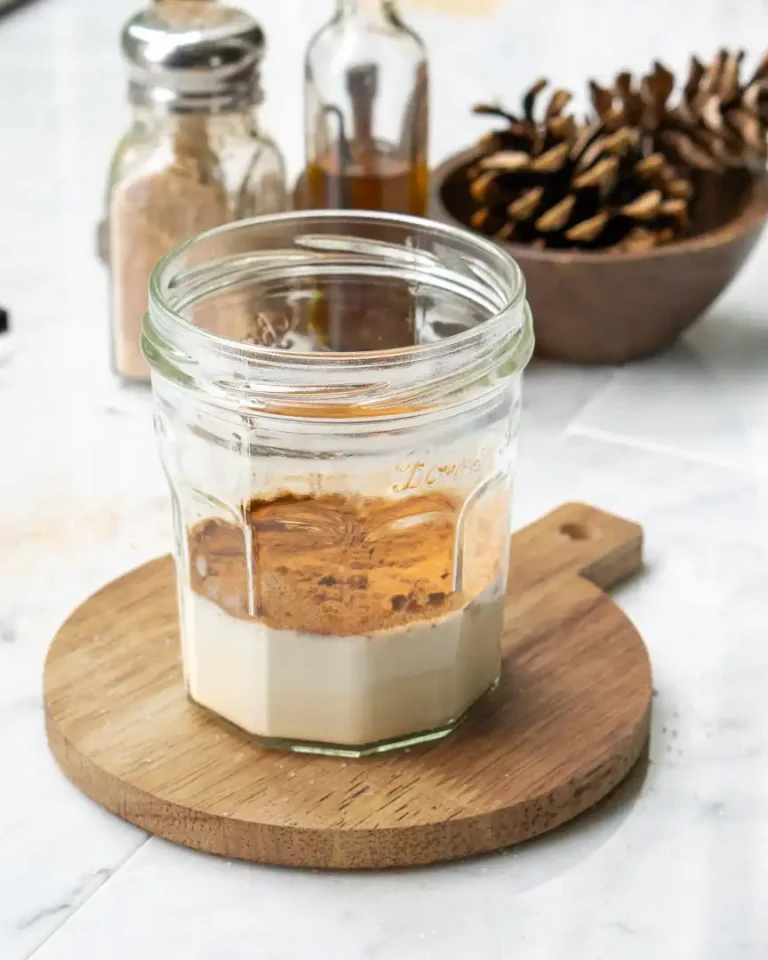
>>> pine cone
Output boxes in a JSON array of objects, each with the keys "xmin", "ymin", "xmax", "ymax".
[
  {"xmin": 591, "ymin": 52, "xmax": 768, "ymax": 173},
  {"xmin": 467, "ymin": 81, "xmax": 692, "ymax": 251}
]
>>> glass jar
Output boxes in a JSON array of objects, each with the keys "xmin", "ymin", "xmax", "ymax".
[
  {"xmin": 143, "ymin": 211, "xmax": 533, "ymax": 757},
  {"xmin": 297, "ymin": 0, "xmax": 428, "ymax": 215},
  {"xmin": 105, "ymin": 2, "xmax": 287, "ymax": 383}
]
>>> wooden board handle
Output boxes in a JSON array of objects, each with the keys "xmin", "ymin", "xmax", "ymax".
[{"xmin": 508, "ymin": 502, "xmax": 643, "ymax": 597}]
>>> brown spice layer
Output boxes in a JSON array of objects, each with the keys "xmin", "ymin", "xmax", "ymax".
[
  {"xmin": 188, "ymin": 491, "xmax": 499, "ymax": 636},
  {"xmin": 109, "ymin": 129, "xmax": 231, "ymax": 381}
]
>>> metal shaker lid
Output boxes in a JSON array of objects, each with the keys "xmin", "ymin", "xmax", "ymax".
[{"xmin": 121, "ymin": 2, "xmax": 265, "ymax": 111}]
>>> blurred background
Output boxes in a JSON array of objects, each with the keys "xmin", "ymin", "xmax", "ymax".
[
  {"xmin": 1, "ymin": 0, "xmax": 765, "ymax": 378},
  {"xmin": 2, "ymin": 2, "xmax": 768, "ymax": 958}
]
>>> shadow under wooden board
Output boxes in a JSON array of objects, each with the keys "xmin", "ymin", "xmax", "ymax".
[{"xmin": 44, "ymin": 502, "xmax": 652, "ymax": 870}]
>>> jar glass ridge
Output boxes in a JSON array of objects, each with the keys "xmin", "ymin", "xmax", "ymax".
[{"xmin": 144, "ymin": 210, "xmax": 533, "ymax": 757}]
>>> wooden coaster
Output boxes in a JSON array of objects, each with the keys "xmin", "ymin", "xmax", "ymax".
[{"xmin": 44, "ymin": 503, "xmax": 651, "ymax": 870}]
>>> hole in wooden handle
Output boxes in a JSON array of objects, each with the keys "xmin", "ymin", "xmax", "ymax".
[{"xmin": 559, "ymin": 522, "xmax": 591, "ymax": 541}]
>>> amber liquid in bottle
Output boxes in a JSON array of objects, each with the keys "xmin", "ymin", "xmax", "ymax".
[
  {"xmin": 302, "ymin": 150, "xmax": 428, "ymax": 217},
  {"xmin": 299, "ymin": 148, "xmax": 420, "ymax": 350}
]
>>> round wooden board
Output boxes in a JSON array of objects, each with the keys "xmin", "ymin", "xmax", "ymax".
[{"xmin": 45, "ymin": 503, "xmax": 652, "ymax": 869}]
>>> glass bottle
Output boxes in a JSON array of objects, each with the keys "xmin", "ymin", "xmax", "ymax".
[
  {"xmin": 104, "ymin": 2, "xmax": 287, "ymax": 383},
  {"xmin": 142, "ymin": 210, "xmax": 534, "ymax": 756},
  {"xmin": 299, "ymin": 0, "xmax": 429, "ymax": 215}
]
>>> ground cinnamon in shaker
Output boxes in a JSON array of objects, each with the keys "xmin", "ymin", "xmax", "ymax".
[
  {"xmin": 188, "ymin": 489, "xmax": 506, "ymax": 635},
  {"xmin": 107, "ymin": 3, "xmax": 284, "ymax": 379},
  {"xmin": 109, "ymin": 119, "xmax": 230, "ymax": 380}
]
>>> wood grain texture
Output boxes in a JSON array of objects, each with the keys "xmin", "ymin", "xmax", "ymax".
[
  {"xmin": 431, "ymin": 149, "xmax": 768, "ymax": 364},
  {"xmin": 44, "ymin": 502, "xmax": 651, "ymax": 870}
]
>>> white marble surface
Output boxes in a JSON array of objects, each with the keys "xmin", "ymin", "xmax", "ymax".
[{"xmin": 1, "ymin": 0, "xmax": 767, "ymax": 957}]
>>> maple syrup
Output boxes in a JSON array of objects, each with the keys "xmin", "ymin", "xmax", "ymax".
[
  {"xmin": 302, "ymin": 151, "xmax": 428, "ymax": 216},
  {"xmin": 303, "ymin": 2, "xmax": 428, "ymax": 217}
]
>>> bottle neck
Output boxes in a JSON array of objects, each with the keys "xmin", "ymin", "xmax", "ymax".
[
  {"xmin": 132, "ymin": 103, "xmax": 258, "ymax": 138},
  {"xmin": 127, "ymin": 68, "xmax": 263, "ymax": 117},
  {"xmin": 336, "ymin": 0, "xmax": 397, "ymax": 20}
]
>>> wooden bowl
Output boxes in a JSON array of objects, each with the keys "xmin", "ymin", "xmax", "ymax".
[{"xmin": 431, "ymin": 149, "xmax": 768, "ymax": 364}]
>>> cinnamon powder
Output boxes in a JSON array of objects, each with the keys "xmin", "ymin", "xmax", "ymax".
[
  {"xmin": 109, "ymin": 118, "xmax": 231, "ymax": 381},
  {"xmin": 188, "ymin": 490, "xmax": 503, "ymax": 636}
]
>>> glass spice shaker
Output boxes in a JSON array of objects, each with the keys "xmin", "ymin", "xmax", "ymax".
[
  {"xmin": 104, "ymin": 1, "xmax": 287, "ymax": 382},
  {"xmin": 298, "ymin": 0, "xmax": 429, "ymax": 215}
]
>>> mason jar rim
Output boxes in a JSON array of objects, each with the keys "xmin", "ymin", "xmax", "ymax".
[{"xmin": 143, "ymin": 210, "xmax": 533, "ymax": 415}]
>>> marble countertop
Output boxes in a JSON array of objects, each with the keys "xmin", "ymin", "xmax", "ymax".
[{"xmin": 1, "ymin": 0, "xmax": 767, "ymax": 957}]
